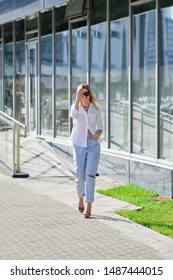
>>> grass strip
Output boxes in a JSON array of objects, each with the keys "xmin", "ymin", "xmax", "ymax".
[{"xmin": 97, "ymin": 184, "xmax": 173, "ymax": 239}]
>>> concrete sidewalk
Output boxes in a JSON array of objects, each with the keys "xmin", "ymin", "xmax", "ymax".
[{"xmin": 0, "ymin": 136, "xmax": 173, "ymax": 260}]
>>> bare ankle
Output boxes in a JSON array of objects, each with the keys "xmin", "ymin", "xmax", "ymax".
[
  {"xmin": 84, "ymin": 203, "xmax": 92, "ymax": 218},
  {"xmin": 78, "ymin": 198, "xmax": 84, "ymax": 207},
  {"xmin": 86, "ymin": 202, "xmax": 92, "ymax": 212}
]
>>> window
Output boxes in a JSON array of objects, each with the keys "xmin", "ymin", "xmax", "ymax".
[
  {"xmin": 40, "ymin": 10, "xmax": 53, "ymax": 135},
  {"xmin": 90, "ymin": 0, "xmax": 107, "ymax": 146},
  {"xmin": 55, "ymin": 6, "xmax": 69, "ymax": 138},
  {"xmin": 132, "ymin": 2, "xmax": 156, "ymax": 157},
  {"xmin": 110, "ymin": 0, "xmax": 129, "ymax": 151},
  {"xmin": 159, "ymin": 6, "xmax": 173, "ymax": 160}
]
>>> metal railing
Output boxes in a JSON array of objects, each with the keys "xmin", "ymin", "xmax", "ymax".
[
  {"xmin": 0, "ymin": 110, "xmax": 29, "ymax": 177},
  {"xmin": 103, "ymin": 100, "xmax": 173, "ymax": 158}
]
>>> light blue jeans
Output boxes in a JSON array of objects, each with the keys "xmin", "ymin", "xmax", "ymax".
[{"xmin": 73, "ymin": 135, "xmax": 100, "ymax": 203}]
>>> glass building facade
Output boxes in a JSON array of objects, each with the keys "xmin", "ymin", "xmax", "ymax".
[{"xmin": 0, "ymin": 0, "xmax": 173, "ymax": 197}]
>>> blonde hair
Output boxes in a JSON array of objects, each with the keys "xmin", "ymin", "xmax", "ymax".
[{"xmin": 79, "ymin": 83, "xmax": 99, "ymax": 107}]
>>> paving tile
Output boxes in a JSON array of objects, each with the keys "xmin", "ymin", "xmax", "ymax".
[{"xmin": 0, "ymin": 137, "xmax": 173, "ymax": 260}]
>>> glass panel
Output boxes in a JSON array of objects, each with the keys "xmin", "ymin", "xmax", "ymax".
[
  {"xmin": 16, "ymin": 20, "xmax": 25, "ymax": 42},
  {"xmin": 40, "ymin": 35, "xmax": 52, "ymax": 135},
  {"xmin": 110, "ymin": 0, "xmax": 129, "ymax": 151},
  {"xmin": 112, "ymin": 0, "xmax": 128, "ymax": 19},
  {"xmin": 5, "ymin": 21, "xmax": 25, "ymax": 123},
  {"xmin": 26, "ymin": 14, "xmax": 38, "ymax": 42},
  {"xmin": 132, "ymin": 7, "xmax": 156, "ymax": 157},
  {"xmin": 133, "ymin": 2, "xmax": 155, "ymax": 14},
  {"xmin": 40, "ymin": 10, "xmax": 52, "ymax": 136},
  {"xmin": 55, "ymin": 32, "xmax": 69, "ymax": 137},
  {"xmin": 26, "ymin": 14, "xmax": 38, "ymax": 32},
  {"xmin": 15, "ymin": 20, "xmax": 25, "ymax": 124},
  {"xmin": 90, "ymin": 0, "xmax": 107, "ymax": 146},
  {"xmin": 72, "ymin": 21, "xmax": 87, "ymax": 101},
  {"xmin": 0, "ymin": 27, "xmax": 2, "ymax": 110},
  {"xmin": 0, "ymin": 48, "xmax": 2, "ymax": 110},
  {"xmin": 15, "ymin": 42, "xmax": 25, "ymax": 123},
  {"xmin": 0, "ymin": 119, "xmax": 14, "ymax": 172},
  {"xmin": 4, "ymin": 43, "xmax": 13, "ymax": 117},
  {"xmin": 161, "ymin": 0, "xmax": 173, "ymax": 9},
  {"xmin": 160, "ymin": 6, "xmax": 173, "ymax": 160},
  {"xmin": 41, "ymin": 10, "xmax": 52, "ymax": 36},
  {"xmin": 29, "ymin": 48, "xmax": 36, "ymax": 131},
  {"xmin": 55, "ymin": 6, "xmax": 69, "ymax": 138},
  {"xmin": 4, "ymin": 23, "xmax": 14, "ymax": 118},
  {"xmin": 4, "ymin": 22, "xmax": 13, "ymax": 44}
]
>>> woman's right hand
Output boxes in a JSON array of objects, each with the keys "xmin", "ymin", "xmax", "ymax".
[
  {"xmin": 76, "ymin": 84, "xmax": 86, "ymax": 101},
  {"xmin": 74, "ymin": 84, "xmax": 85, "ymax": 110}
]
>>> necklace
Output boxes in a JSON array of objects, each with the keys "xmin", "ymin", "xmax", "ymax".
[{"xmin": 83, "ymin": 105, "xmax": 89, "ymax": 109}]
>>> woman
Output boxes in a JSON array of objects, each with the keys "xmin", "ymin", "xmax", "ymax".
[{"xmin": 70, "ymin": 83, "xmax": 103, "ymax": 218}]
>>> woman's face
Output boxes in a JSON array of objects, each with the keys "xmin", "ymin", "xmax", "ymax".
[{"xmin": 81, "ymin": 89, "xmax": 90, "ymax": 102}]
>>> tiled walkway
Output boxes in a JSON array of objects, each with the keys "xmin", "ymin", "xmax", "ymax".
[{"xmin": 0, "ymin": 136, "xmax": 173, "ymax": 260}]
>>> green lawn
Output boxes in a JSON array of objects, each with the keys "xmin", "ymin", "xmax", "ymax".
[{"xmin": 97, "ymin": 185, "xmax": 173, "ymax": 239}]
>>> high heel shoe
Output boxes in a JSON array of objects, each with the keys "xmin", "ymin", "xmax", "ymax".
[
  {"xmin": 84, "ymin": 211, "xmax": 91, "ymax": 218},
  {"xmin": 84, "ymin": 203, "xmax": 92, "ymax": 218}
]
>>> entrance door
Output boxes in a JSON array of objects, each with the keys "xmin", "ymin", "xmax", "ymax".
[{"xmin": 26, "ymin": 42, "xmax": 38, "ymax": 133}]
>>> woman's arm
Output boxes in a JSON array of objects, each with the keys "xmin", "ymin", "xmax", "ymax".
[
  {"xmin": 70, "ymin": 85, "xmax": 85, "ymax": 119},
  {"xmin": 74, "ymin": 84, "xmax": 86, "ymax": 110},
  {"xmin": 92, "ymin": 108, "xmax": 103, "ymax": 141}
]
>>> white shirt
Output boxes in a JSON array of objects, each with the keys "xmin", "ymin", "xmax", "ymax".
[{"xmin": 70, "ymin": 103, "xmax": 103, "ymax": 147}]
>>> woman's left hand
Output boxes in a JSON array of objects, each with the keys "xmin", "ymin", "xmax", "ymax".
[{"xmin": 92, "ymin": 133, "xmax": 100, "ymax": 141}]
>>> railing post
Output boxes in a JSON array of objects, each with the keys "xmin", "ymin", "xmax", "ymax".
[
  {"xmin": 140, "ymin": 107, "xmax": 144, "ymax": 153},
  {"xmin": 12, "ymin": 122, "xmax": 29, "ymax": 178},
  {"xmin": 13, "ymin": 123, "xmax": 20, "ymax": 175},
  {"xmin": 13, "ymin": 123, "xmax": 16, "ymax": 175},
  {"xmin": 16, "ymin": 123, "xmax": 20, "ymax": 173},
  {"xmin": 123, "ymin": 104, "xmax": 128, "ymax": 145}
]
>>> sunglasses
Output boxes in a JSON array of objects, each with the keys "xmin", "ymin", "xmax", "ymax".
[{"xmin": 83, "ymin": 91, "xmax": 90, "ymax": 97}]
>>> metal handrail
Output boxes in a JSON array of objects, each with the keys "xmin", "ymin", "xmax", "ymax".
[
  {"xmin": 0, "ymin": 110, "xmax": 27, "ymax": 137},
  {"xmin": 0, "ymin": 110, "xmax": 29, "ymax": 178}
]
